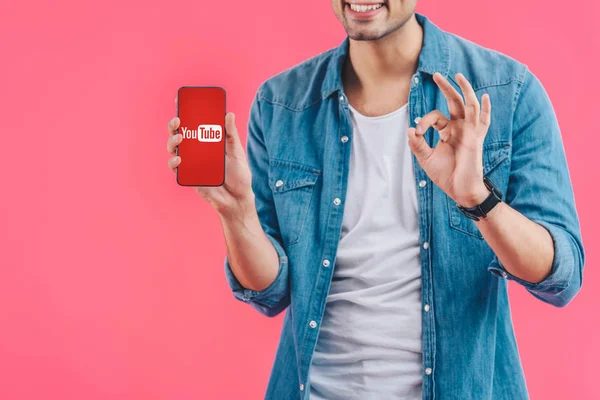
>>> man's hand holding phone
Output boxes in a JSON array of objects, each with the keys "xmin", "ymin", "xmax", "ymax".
[
  {"xmin": 166, "ymin": 95, "xmax": 280, "ymax": 293},
  {"xmin": 167, "ymin": 98, "xmax": 254, "ymax": 217}
]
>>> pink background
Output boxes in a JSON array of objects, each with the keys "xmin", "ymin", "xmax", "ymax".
[{"xmin": 1, "ymin": 0, "xmax": 598, "ymax": 399}]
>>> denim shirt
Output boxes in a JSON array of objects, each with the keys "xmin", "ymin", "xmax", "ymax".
[{"xmin": 223, "ymin": 13, "xmax": 585, "ymax": 400}]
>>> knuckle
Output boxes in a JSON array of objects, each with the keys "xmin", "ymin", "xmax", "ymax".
[{"xmin": 467, "ymin": 103, "xmax": 478, "ymax": 112}]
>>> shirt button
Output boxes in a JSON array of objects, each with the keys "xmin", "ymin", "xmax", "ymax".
[
  {"xmin": 309, "ymin": 320, "xmax": 317, "ymax": 328},
  {"xmin": 424, "ymin": 304, "xmax": 430, "ymax": 312},
  {"xmin": 341, "ymin": 135, "xmax": 349, "ymax": 143},
  {"xmin": 418, "ymin": 180, "xmax": 427, "ymax": 188},
  {"xmin": 425, "ymin": 367, "xmax": 432, "ymax": 375},
  {"xmin": 322, "ymin": 259, "xmax": 330, "ymax": 267},
  {"xmin": 423, "ymin": 241, "xmax": 429, "ymax": 249},
  {"xmin": 501, "ymin": 271, "xmax": 508, "ymax": 278},
  {"xmin": 333, "ymin": 198, "xmax": 341, "ymax": 206},
  {"xmin": 300, "ymin": 383, "xmax": 305, "ymax": 391},
  {"xmin": 275, "ymin": 179, "xmax": 284, "ymax": 188},
  {"xmin": 413, "ymin": 76, "xmax": 420, "ymax": 84},
  {"xmin": 339, "ymin": 95, "xmax": 345, "ymax": 102}
]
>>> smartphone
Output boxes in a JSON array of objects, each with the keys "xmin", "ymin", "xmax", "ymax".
[{"xmin": 176, "ymin": 86, "xmax": 226, "ymax": 186}]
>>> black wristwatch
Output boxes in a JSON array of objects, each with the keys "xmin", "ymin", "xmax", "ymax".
[{"xmin": 456, "ymin": 176, "xmax": 503, "ymax": 221}]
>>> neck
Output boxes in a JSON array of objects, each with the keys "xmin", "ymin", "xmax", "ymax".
[{"xmin": 343, "ymin": 14, "xmax": 423, "ymax": 91}]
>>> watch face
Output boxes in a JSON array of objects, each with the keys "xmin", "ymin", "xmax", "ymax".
[
  {"xmin": 484, "ymin": 176, "xmax": 503, "ymax": 200},
  {"xmin": 483, "ymin": 175, "xmax": 493, "ymax": 190},
  {"xmin": 492, "ymin": 185, "xmax": 503, "ymax": 200}
]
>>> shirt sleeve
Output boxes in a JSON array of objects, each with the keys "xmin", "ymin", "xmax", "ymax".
[
  {"xmin": 486, "ymin": 66, "xmax": 586, "ymax": 308},
  {"xmin": 223, "ymin": 87, "xmax": 291, "ymax": 317}
]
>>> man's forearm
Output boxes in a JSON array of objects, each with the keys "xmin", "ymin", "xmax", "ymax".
[
  {"xmin": 475, "ymin": 201, "xmax": 554, "ymax": 284},
  {"xmin": 217, "ymin": 194, "xmax": 280, "ymax": 292}
]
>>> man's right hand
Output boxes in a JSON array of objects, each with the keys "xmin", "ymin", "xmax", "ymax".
[
  {"xmin": 167, "ymin": 95, "xmax": 282, "ymax": 296},
  {"xmin": 167, "ymin": 96, "xmax": 254, "ymax": 216}
]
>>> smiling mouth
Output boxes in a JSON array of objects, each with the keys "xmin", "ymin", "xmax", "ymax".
[{"xmin": 345, "ymin": 2, "xmax": 386, "ymax": 14}]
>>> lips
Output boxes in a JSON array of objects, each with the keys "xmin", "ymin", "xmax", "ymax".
[
  {"xmin": 345, "ymin": 1, "xmax": 386, "ymax": 6},
  {"xmin": 345, "ymin": 1, "xmax": 386, "ymax": 18},
  {"xmin": 345, "ymin": 0, "xmax": 387, "ymax": 4}
]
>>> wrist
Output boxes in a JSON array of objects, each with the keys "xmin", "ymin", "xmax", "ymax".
[
  {"xmin": 456, "ymin": 183, "xmax": 490, "ymax": 208},
  {"xmin": 215, "ymin": 191, "xmax": 257, "ymax": 222}
]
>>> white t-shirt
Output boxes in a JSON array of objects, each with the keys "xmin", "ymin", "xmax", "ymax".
[{"xmin": 309, "ymin": 102, "xmax": 423, "ymax": 399}]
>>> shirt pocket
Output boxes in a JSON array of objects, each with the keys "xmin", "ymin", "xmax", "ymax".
[
  {"xmin": 446, "ymin": 141, "xmax": 512, "ymax": 239},
  {"xmin": 268, "ymin": 158, "xmax": 321, "ymax": 248}
]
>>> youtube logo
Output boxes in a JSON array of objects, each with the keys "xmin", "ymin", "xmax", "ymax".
[{"xmin": 180, "ymin": 125, "xmax": 223, "ymax": 142}]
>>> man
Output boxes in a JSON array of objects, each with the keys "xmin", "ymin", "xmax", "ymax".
[{"xmin": 166, "ymin": 2, "xmax": 585, "ymax": 399}]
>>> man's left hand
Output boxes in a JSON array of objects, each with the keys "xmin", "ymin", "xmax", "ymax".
[{"xmin": 407, "ymin": 72, "xmax": 491, "ymax": 208}]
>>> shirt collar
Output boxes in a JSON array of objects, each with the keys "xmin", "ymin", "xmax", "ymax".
[{"xmin": 321, "ymin": 12, "xmax": 450, "ymax": 99}]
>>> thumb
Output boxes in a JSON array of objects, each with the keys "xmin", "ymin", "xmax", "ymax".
[
  {"xmin": 407, "ymin": 127, "xmax": 433, "ymax": 167},
  {"xmin": 224, "ymin": 112, "xmax": 242, "ymax": 146},
  {"xmin": 224, "ymin": 112, "xmax": 248, "ymax": 161}
]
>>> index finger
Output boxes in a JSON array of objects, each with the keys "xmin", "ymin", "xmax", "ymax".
[
  {"xmin": 168, "ymin": 117, "xmax": 180, "ymax": 136},
  {"xmin": 433, "ymin": 72, "xmax": 465, "ymax": 119},
  {"xmin": 455, "ymin": 73, "xmax": 479, "ymax": 123}
]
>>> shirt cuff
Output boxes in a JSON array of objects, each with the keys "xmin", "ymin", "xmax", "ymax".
[
  {"xmin": 487, "ymin": 219, "xmax": 572, "ymax": 295},
  {"xmin": 223, "ymin": 233, "xmax": 289, "ymax": 309}
]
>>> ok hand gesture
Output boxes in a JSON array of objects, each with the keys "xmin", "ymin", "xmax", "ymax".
[{"xmin": 407, "ymin": 72, "xmax": 491, "ymax": 208}]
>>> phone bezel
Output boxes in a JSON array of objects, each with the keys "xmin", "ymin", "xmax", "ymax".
[{"xmin": 175, "ymin": 85, "xmax": 226, "ymax": 187}]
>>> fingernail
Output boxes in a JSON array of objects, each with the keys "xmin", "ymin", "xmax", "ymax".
[
  {"xmin": 414, "ymin": 117, "xmax": 421, "ymax": 124},
  {"xmin": 416, "ymin": 125, "xmax": 423, "ymax": 134}
]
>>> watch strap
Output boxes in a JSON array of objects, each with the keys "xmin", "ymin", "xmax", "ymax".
[{"xmin": 456, "ymin": 176, "xmax": 503, "ymax": 221}]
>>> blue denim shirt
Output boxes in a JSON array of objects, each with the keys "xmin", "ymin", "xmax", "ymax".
[{"xmin": 224, "ymin": 13, "xmax": 585, "ymax": 400}]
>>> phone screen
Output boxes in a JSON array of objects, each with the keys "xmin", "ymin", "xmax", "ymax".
[{"xmin": 176, "ymin": 86, "xmax": 226, "ymax": 186}]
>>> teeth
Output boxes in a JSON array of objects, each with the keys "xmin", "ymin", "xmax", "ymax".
[{"xmin": 349, "ymin": 3, "xmax": 383, "ymax": 12}]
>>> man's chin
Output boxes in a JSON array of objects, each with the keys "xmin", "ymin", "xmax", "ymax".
[
  {"xmin": 349, "ymin": 34, "xmax": 380, "ymax": 41},
  {"xmin": 346, "ymin": 27, "xmax": 385, "ymax": 41}
]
